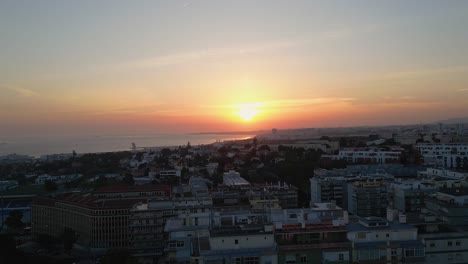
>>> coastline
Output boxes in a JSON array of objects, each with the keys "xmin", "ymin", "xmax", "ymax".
[{"xmin": 0, "ymin": 133, "xmax": 256, "ymax": 158}]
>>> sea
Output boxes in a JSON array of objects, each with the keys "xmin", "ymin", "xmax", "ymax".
[{"xmin": 0, "ymin": 133, "xmax": 254, "ymax": 157}]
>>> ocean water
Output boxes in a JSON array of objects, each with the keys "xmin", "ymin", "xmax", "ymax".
[{"xmin": 0, "ymin": 133, "xmax": 253, "ymax": 157}]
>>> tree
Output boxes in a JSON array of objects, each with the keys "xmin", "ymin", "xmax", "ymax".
[
  {"xmin": 339, "ymin": 137, "xmax": 348, "ymax": 148},
  {"xmin": 61, "ymin": 227, "xmax": 77, "ymax": 255},
  {"xmin": 44, "ymin": 180, "xmax": 58, "ymax": 192},
  {"xmin": 123, "ymin": 174, "xmax": 135, "ymax": 186},
  {"xmin": 5, "ymin": 210, "xmax": 24, "ymax": 230},
  {"xmin": 102, "ymin": 248, "xmax": 132, "ymax": 264},
  {"xmin": 0, "ymin": 234, "xmax": 23, "ymax": 263},
  {"xmin": 181, "ymin": 167, "xmax": 189, "ymax": 178},
  {"xmin": 161, "ymin": 148, "xmax": 171, "ymax": 157},
  {"xmin": 95, "ymin": 175, "xmax": 108, "ymax": 188}
]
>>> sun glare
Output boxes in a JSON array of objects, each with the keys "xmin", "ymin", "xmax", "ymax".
[{"xmin": 236, "ymin": 103, "xmax": 261, "ymax": 122}]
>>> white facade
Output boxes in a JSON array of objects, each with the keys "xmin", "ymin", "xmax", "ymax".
[
  {"xmin": 422, "ymin": 232, "xmax": 468, "ymax": 264},
  {"xmin": 223, "ymin": 170, "xmax": 250, "ymax": 186},
  {"xmin": 417, "ymin": 143, "xmax": 468, "ymax": 168},
  {"xmin": 322, "ymin": 149, "xmax": 401, "ymax": 164},
  {"xmin": 35, "ymin": 173, "xmax": 82, "ymax": 184}
]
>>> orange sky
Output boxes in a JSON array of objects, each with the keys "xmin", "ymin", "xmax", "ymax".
[{"xmin": 1, "ymin": 1, "xmax": 468, "ymax": 137}]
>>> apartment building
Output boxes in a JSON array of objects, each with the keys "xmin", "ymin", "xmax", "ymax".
[{"xmin": 416, "ymin": 143, "xmax": 468, "ymax": 169}]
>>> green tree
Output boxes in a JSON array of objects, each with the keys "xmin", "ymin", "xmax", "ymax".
[
  {"xmin": 95, "ymin": 176, "xmax": 109, "ymax": 188},
  {"xmin": 181, "ymin": 167, "xmax": 189, "ymax": 178},
  {"xmin": 5, "ymin": 210, "xmax": 24, "ymax": 230},
  {"xmin": 102, "ymin": 248, "xmax": 133, "ymax": 264},
  {"xmin": 123, "ymin": 174, "xmax": 135, "ymax": 186},
  {"xmin": 161, "ymin": 148, "xmax": 172, "ymax": 157},
  {"xmin": 44, "ymin": 180, "xmax": 58, "ymax": 192},
  {"xmin": 61, "ymin": 227, "xmax": 77, "ymax": 255}
]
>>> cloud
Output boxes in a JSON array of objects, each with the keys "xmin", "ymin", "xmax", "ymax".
[
  {"xmin": 370, "ymin": 66, "xmax": 468, "ymax": 81},
  {"xmin": 205, "ymin": 97, "xmax": 356, "ymax": 110},
  {"xmin": 109, "ymin": 25, "xmax": 383, "ymax": 70},
  {"xmin": 1, "ymin": 85, "xmax": 39, "ymax": 97}
]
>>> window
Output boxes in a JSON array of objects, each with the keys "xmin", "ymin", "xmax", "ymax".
[
  {"xmin": 448, "ymin": 241, "xmax": 453, "ymax": 246},
  {"xmin": 339, "ymin": 253, "xmax": 345, "ymax": 261},
  {"xmin": 235, "ymin": 239, "xmax": 238, "ymax": 244},
  {"xmin": 448, "ymin": 254, "xmax": 454, "ymax": 261},
  {"xmin": 386, "ymin": 233, "xmax": 390, "ymax": 238},
  {"xmin": 429, "ymin": 243, "xmax": 435, "ymax": 248},
  {"xmin": 357, "ymin": 232, "xmax": 366, "ymax": 239},
  {"xmin": 244, "ymin": 257, "xmax": 259, "ymax": 264},
  {"xmin": 359, "ymin": 249, "xmax": 379, "ymax": 260},
  {"xmin": 405, "ymin": 248, "xmax": 424, "ymax": 257},
  {"xmin": 456, "ymin": 241, "xmax": 461, "ymax": 246},
  {"xmin": 300, "ymin": 255, "xmax": 307, "ymax": 263}
]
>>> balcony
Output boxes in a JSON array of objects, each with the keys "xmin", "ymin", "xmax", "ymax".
[{"xmin": 279, "ymin": 242, "xmax": 351, "ymax": 252}]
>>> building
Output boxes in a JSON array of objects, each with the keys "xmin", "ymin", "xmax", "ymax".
[
  {"xmin": 32, "ymin": 194, "xmax": 143, "ymax": 248},
  {"xmin": 310, "ymin": 176, "xmax": 347, "ymax": 209},
  {"xmin": 424, "ymin": 188, "xmax": 468, "ymax": 226},
  {"xmin": 421, "ymin": 231, "xmax": 468, "ymax": 264},
  {"xmin": 223, "ymin": 170, "xmax": 250, "ymax": 187},
  {"xmin": 388, "ymin": 180, "xmax": 438, "ymax": 213},
  {"xmin": 347, "ymin": 217, "xmax": 424, "ymax": 263},
  {"xmin": 258, "ymin": 182, "xmax": 298, "ymax": 209},
  {"xmin": 347, "ymin": 179, "xmax": 388, "ymax": 217},
  {"xmin": 31, "ymin": 185, "xmax": 171, "ymax": 249},
  {"xmin": 130, "ymin": 196, "xmax": 213, "ymax": 264},
  {"xmin": 0, "ymin": 180, "xmax": 18, "ymax": 191},
  {"xmin": 321, "ymin": 149, "xmax": 401, "ymax": 164},
  {"xmin": 35, "ymin": 174, "xmax": 83, "ymax": 184},
  {"xmin": 162, "ymin": 209, "xmax": 277, "ymax": 264},
  {"xmin": 272, "ymin": 205, "xmax": 351, "ymax": 264},
  {"xmin": 194, "ymin": 213, "xmax": 278, "ymax": 264},
  {"xmin": 416, "ymin": 143, "xmax": 468, "ymax": 169}
]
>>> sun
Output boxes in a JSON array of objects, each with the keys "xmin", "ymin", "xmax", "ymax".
[{"xmin": 236, "ymin": 103, "xmax": 261, "ymax": 122}]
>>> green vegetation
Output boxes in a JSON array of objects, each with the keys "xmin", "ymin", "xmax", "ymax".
[
  {"xmin": 0, "ymin": 184, "xmax": 46, "ymax": 195},
  {"xmin": 5, "ymin": 210, "xmax": 24, "ymax": 230}
]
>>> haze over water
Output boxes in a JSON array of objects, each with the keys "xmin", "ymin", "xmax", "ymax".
[{"xmin": 0, "ymin": 133, "xmax": 253, "ymax": 157}]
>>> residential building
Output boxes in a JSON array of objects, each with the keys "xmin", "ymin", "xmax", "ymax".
[
  {"xmin": 272, "ymin": 206, "xmax": 351, "ymax": 264},
  {"xmin": 130, "ymin": 196, "xmax": 212, "ymax": 264},
  {"xmin": 321, "ymin": 148, "xmax": 401, "ymax": 164},
  {"xmin": 347, "ymin": 179, "xmax": 388, "ymax": 217},
  {"xmin": 31, "ymin": 185, "xmax": 171, "ymax": 249},
  {"xmin": 388, "ymin": 180, "xmax": 438, "ymax": 213},
  {"xmin": 223, "ymin": 170, "xmax": 250, "ymax": 187},
  {"xmin": 416, "ymin": 143, "xmax": 468, "ymax": 169},
  {"xmin": 347, "ymin": 217, "xmax": 424, "ymax": 263},
  {"xmin": 424, "ymin": 188, "xmax": 468, "ymax": 226}
]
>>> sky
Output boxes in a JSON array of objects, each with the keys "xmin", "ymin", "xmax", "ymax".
[{"xmin": 1, "ymin": 0, "xmax": 468, "ymax": 137}]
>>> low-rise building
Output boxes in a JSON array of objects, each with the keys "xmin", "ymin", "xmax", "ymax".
[
  {"xmin": 347, "ymin": 217, "xmax": 424, "ymax": 263},
  {"xmin": 416, "ymin": 143, "xmax": 468, "ymax": 169}
]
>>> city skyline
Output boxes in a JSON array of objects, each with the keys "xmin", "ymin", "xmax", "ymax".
[{"xmin": 1, "ymin": 1, "xmax": 468, "ymax": 137}]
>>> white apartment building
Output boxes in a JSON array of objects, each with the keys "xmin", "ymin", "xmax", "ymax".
[
  {"xmin": 417, "ymin": 143, "xmax": 468, "ymax": 168},
  {"xmin": 322, "ymin": 149, "xmax": 401, "ymax": 164}
]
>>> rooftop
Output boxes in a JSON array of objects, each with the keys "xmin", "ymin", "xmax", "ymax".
[{"xmin": 95, "ymin": 184, "xmax": 171, "ymax": 194}]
